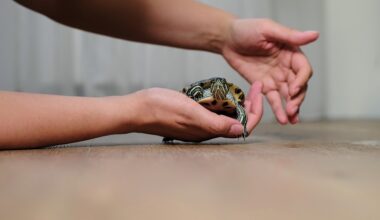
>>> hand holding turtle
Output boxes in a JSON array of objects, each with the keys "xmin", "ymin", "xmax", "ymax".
[
  {"xmin": 221, "ymin": 19, "xmax": 319, "ymax": 124},
  {"xmin": 128, "ymin": 84, "xmax": 263, "ymax": 142}
]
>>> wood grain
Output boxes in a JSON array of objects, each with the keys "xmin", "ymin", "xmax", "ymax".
[{"xmin": 0, "ymin": 120, "xmax": 379, "ymax": 220}]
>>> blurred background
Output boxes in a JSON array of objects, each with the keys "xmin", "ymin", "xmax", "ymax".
[{"xmin": 0, "ymin": 0, "xmax": 379, "ymax": 122}]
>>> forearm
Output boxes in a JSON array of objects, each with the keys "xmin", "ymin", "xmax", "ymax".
[
  {"xmin": 0, "ymin": 92, "xmax": 134, "ymax": 149},
  {"xmin": 14, "ymin": 0, "xmax": 234, "ymax": 53}
]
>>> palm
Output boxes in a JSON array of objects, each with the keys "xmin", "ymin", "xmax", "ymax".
[
  {"xmin": 225, "ymin": 44, "xmax": 295, "ymax": 92},
  {"xmin": 222, "ymin": 19, "xmax": 318, "ymax": 124}
]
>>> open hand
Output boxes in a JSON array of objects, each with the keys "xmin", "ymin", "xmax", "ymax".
[
  {"xmin": 128, "ymin": 84, "xmax": 263, "ymax": 142},
  {"xmin": 222, "ymin": 19, "xmax": 319, "ymax": 124}
]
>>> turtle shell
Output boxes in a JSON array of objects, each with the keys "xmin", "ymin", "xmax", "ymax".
[{"xmin": 183, "ymin": 78, "xmax": 245, "ymax": 115}]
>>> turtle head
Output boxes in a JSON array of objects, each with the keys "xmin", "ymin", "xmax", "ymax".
[{"xmin": 210, "ymin": 78, "xmax": 229, "ymax": 100}]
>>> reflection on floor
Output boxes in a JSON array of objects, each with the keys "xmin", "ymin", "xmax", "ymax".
[{"xmin": 0, "ymin": 120, "xmax": 379, "ymax": 220}]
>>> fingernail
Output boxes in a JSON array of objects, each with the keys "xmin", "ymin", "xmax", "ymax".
[{"xmin": 229, "ymin": 124, "xmax": 243, "ymax": 136}]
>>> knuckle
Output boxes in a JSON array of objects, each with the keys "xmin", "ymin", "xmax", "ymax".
[
  {"xmin": 144, "ymin": 87, "xmax": 161, "ymax": 99},
  {"xmin": 209, "ymin": 120, "xmax": 228, "ymax": 135},
  {"xmin": 255, "ymin": 18, "xmax": 273, "ymax": 31}
]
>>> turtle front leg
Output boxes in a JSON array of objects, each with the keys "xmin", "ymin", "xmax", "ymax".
[{"xmin": 236, "ymin": 104, "xmax": 248, "ymax": 139}]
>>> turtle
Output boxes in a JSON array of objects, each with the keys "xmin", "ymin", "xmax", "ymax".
[{"xmin": 163, "ymin": 77, "xmax": 248, "ymax": 142}]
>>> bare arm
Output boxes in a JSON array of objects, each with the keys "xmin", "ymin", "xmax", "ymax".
[
  {"xmin": 0, "ymin": 92, "xmax": 131, "ymax": 149},
  {"xmin": 0, "ymin": 86, "xmax": 264, "ymax": 149},
  {"xmin": 14, "ymin": 0, "xmax": 234, "ymax": 53},
  {"xmin": 14, "ymin": 0, "xmax": 319, "ymax": 124}
]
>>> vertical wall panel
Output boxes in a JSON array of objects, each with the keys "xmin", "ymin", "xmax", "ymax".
[
  {"xmin": 0, "ymin": 0, "xmax": 326, "ymax": 121},
  {"xmin": 324, "ymin": 0, "xmax": 380, "ymax": 118},
  {"xmin": 0, "ymin": 1, "xmax": 17, "ymax": 90}
]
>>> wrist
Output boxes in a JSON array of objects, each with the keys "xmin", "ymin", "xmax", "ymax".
[
  {"xmin": 99, "ymin": 96, "xmax": 133, "ymax": 135},
  {"xmin": 102, "ymin": 92, "xmax": 146, "ymax": 135},
  {"xmin": 204, "ymin": 11, "xmax": 235, "ymax": 54}
]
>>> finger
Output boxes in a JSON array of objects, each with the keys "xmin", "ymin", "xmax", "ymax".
[
  {"xmin": 289, "ymin": 51, "xmax": 313, "ymax": 96},
  {"xmin": 246, "ymin": 81, "xmax": 263, "ymax": 112},
  {"xmin": 266, "ymin": 91, "xmax": 288, "ymax": 124},
  {"xmin": 244, "ymin": 100, "xmax": 252, "ymax": 114},
  {"xmin": 279, "ymin": 82, "xmax": 290, "ymax": 101},
  {"xmin": 287, "ymin": 70, "xmax": 296, "ymax": 85},
  {"xmin": 279, "ymin": 83, "xmax": 296, "ymax": 117},
  {"xmin": 289, "ymin": 113, "xmax": 300, "ymax": 125},
  {"xmin": 216, "ymin": 115, "xmax": 244, "ymax": 138},
  {"xmin": 246, "ymin": 88, "xmax": 264, "ymax": 134},
  {"xmin": 286, "ymin": 87, "xmax": 307, "ymax": 117},
  {"xmin": 261, "ymin": 20, "xmax": 319, "ymax": 46},
  {"xmin": 202, "ymin": 111, "xmax": 243, "ymax": 138},
  {"xmin": 244, "ymin": 81, "xmax": 263, "ymax": 113},
  {"xmin": 185, "ymin": 101, "xmax": 236, "ymax": 138},
  {"xmin": 245, "ymin": 81, "xmax": 264, "ymax": 134},
  {"xmin": 278, "ymin": 81, "xmax": 304, "ymax": 123}
]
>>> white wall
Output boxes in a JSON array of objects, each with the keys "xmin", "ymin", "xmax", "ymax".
[
  {"xmin": 5, "ymin": 1, "xmax": 379, "ymax": 120},
  {"xmin": 1, "ymin": 0, "xmax": 325, "ymax": 122},
  {"xmin": 0, "ymin": 1, "xmax": 17, "ymax": 90},
  {"xmin": 324, "ymin": 0, "xmax": 380, "ymax": 119}
]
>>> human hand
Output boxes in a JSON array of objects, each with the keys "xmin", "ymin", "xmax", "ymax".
[
  {"xmin": 124, "ymin": 85, "xmax": 263, "ymax": 142},
  {"xmin": 222, "ymin": 18, "xmax": 319, "ymax": 124}
]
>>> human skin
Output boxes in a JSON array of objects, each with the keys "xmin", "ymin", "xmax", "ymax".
[
  {"xmin": 0, "ymin": 83, "xmax": 263, "ymax": 149},
  {"xmin": 2, "ymin": 0, "xmax": 319, "ymax": 149},
  {"xmin": 14, "ymin": 0, "xmax": 319, "ymax": 124}
]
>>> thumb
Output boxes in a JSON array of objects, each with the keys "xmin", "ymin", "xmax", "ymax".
[
  {"xmin": 263, "ymin": 20, "xmax": 319, "ymax": 46},
  {"xmin": 209, "ymin": 115, "xmax": 244, "ymax": 138}
]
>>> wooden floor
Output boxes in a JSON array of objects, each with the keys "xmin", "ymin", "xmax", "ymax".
[{"xmin": 0, "ymin": 120, "xmax": 379, "ymax": 220}]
